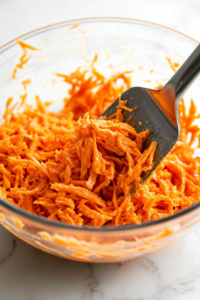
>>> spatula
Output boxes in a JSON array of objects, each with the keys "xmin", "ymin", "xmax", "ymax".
[{"xmin": 100, "ymin": 44, "xmax": 200, "ymax": 191}]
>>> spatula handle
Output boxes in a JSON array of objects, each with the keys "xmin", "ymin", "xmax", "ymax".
[{"xmin": 165, "ymin": 44, "xmax": 200, "ymax": 102}]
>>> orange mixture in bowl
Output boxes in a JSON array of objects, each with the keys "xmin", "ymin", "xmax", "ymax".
[{"xmin": 0, "ymin": 42, "xmax": 200, "ymax": 227}]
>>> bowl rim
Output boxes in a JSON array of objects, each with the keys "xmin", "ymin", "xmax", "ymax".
[{"xmin": 0, "ymin": 17, "xmax": 200, "ymax": 233}]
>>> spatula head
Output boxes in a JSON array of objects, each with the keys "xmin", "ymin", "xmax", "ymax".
[{"xmin": 100, "ymin": 86, "xmax": 179, "ymax": 185}]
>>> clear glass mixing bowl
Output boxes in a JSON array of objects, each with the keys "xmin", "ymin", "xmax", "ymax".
[{"xmin": 0, "ymin": 18, "xmax": 200, "ymax": 263}]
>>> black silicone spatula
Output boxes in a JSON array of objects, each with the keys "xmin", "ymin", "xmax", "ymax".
[{"xmin": 100, "ymin": 44, "xmax": 200, "ymax": 191}]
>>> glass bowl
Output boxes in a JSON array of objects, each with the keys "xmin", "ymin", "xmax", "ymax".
[{"xmin": 0, "ymin": 18, "xmax": 200, "ymax": 263}]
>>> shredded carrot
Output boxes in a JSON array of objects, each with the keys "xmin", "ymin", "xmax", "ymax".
[
  {"xmin": 22, "ymin": 79, "xmax": 31, "ymax": 91},
  {"xmin": 1, "ymin": 56, "xmax": 200, "ymax": 227},
  {"xmin": 174, "ymin": 62, "xmax": 179, "ymax": 68},
  {"xmin": 12, "ymin": 40, "xmax": 40, "ymax": 79},
  {"xmin": 156, "ymin": 83, "xmax": 163, "ymax": 90},
  {"xmin": 70, "ymin": 24, "xmax": 79, "ymax": 30},
  {"xmin": 166, "ymin": 57, "xmax": 179, "ymax": 72}
]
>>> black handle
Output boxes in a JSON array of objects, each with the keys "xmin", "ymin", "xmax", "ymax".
[{"xmin": 165, "ymin": 44, "xmax": 200, "ymax": 101}]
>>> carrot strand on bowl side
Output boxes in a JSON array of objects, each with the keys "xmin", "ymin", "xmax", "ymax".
[{"xmin": 12, "ymin": 40, "xmax": 41, "ymax": 79}]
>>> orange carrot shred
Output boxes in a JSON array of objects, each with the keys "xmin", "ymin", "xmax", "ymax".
[
  {"xmin": 166, "ymin": 57, "xmax": 176, "ymax": 72},
  {"xmin": 70, "ymin": 24, "xmax": 79, "ymax": 30},
  {"xmin": 1, "ymin": 56, "xmax": 200, "ymax": 227},
  {"xmin": 12, "ymin": 40, "xmax": 40, "ymax": 79},
  {"xmin": 22, "ymin": 79, "xmax": 31, "ymax": 91}
]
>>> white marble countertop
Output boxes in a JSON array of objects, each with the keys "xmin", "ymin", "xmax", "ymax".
[{"xmin": 1, "ymin": 0, "xmax": 200, "ymax": 299}]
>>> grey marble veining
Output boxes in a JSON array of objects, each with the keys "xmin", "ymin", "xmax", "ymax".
[
  {"xmin": 1, "ymin": 224, "xmax": 200, "ymax": 300},
  {"xmin": 1, "ymin": 0, "xmax": 200, "ymax": 299}
]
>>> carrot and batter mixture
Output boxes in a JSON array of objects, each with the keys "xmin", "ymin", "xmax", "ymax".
[{"xmin": 0, "ymin": 43, "xmax": 200, "ymax": 227}]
